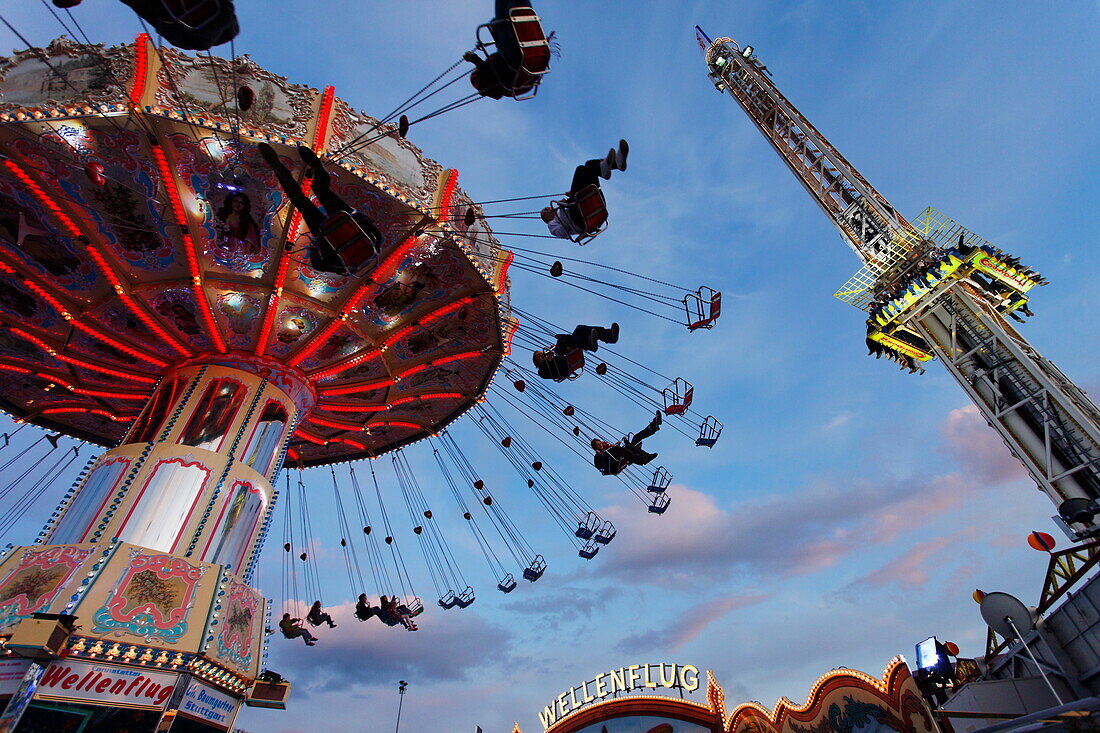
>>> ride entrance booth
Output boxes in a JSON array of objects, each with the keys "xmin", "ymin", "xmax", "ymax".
[{"xmin": 515, "ymin": 659, "xmax": 939, "ymax": 733}]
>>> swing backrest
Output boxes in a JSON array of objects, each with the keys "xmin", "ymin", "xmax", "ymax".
[
  {"xmin": 320, "ymin": 212, "xmax": 377, "ymax": 275},
  {"xmin": 161, "ymin": 0, "xmax": 222, "ymax": 30},
  {"xmin": 509, "ymin": 7, "xmax": 551, "ymax": 76},
  {"xmin": 574, "ymin": 185, "xmax": 608, "ymax": 240}
]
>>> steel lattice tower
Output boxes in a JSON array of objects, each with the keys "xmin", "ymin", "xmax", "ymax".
[{"xmin": 697, "ymin": 29, "xmax": 1100, "ymax": 538}]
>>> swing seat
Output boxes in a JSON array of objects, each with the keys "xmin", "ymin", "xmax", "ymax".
[
  {"xmin": 522, "ymin": 555, "xmax": 546, "ymax": 582},
  {"xmin": 454, "ymin": 587, "xmax": 475, "ymax": 608},
  {"xmin": 477, "ymin": 6, "xmax": 551, "ymax": 100},
  {"xmin": 122, "ymin": 0, "xmax": 239, "ymax": 50},
  {"xmin": 662, "ymin": 379, "xmax": 694, "ymax": 416},
  {"xmin": 538, "ymin": 346, "xmax": 584, "ymax": 382},
  {"xmin": 594, "ymin": 520, "xmax": 617, "ymax": 544},
  {"xmin": 596, "ymin": 448, "xmax": 631, "ymax": 477},
  {"xmin": 648, "ymin": 494, "xmax": 671, "ymax": 514},
  {"xmin": 695, "ymin": 416, "xmax": 723, "ymax": 447},
  {"xmin": 578, "ymin": 540, "xmax": 599, "ymax": 560},
  {"xmin": 687, "ymin": 289, "xmax": 722, "ymax": 331},
  {"xmin": 319, "ymin": 212, "xmax": 379, "ymax": 275},
  {"xmin": 575, "ymin": 511, "xmax": 599, "ymax": 540},
  {"xmin": 497, "ymin": 574, "xmax": 517, "ymax": 593},
  {"xmin": 647, "ymin": 466, "xmax": 671, "ymax": 493},
  {"xmin": 438, "ymin": 591, "xmax": 458, "ymax": 609},
  {"xmin": 508, "ymin": 7, "xmax": 551, "ymax": 76},
  {"xmin": 161, "ymin": 0, "xmax": 223, "ymax": 29}
]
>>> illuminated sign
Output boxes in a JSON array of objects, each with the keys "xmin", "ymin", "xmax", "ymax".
[
  {"xmin": 179, "ymin": 678, "xmax": 240, "ymax": 730},
  {"xmin": 538, "ymin": 663, "xmax": 699, "ymax": 730},
  {"xmin": 34, "ymin": 660, "xmax": 177, "ymax": 710}
]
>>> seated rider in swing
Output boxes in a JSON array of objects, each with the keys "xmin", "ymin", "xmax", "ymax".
[
  {"xmin": 307, "ymin": 600, "xmax": 336, "ymax": 628},
  {"xmin": 355, "ymin": 593, "xmax": 379, "ymax": 622},
  {"xmin": 379, "ymin": 595, "xmax": 419, "ymax": 631},
  {"xmin": 532, "ymin": 323, "xmax": 618, "ymax": 381},
  {"xmin": 258, "ymin": 142, "xmax": 383, "ymax": 276},
  {"xmin": 279, "ymin": 612, "xmax": 318, "ymax": 646},
  {"xmin": 591, "ymin": 410, "xmax": 663, "ymax": 476},
  {"xmin": 463, "ymin": 1, "xmax": 548, "ymax": 99},
  {"xmin": 541, "ymin": 140, "xmax": 628, "ymax": 239}
]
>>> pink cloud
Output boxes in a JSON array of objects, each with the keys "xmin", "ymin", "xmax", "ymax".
[
  {"xmin": 597, "ymin": 405, "xmax": 1027, "ymax": 588},
  {"xmin": 615, "ymin": 593, "xmax": 770, "ymax": 654}
]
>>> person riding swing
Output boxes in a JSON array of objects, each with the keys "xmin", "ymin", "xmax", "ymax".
[
  {"xmin": 591, "ymin": 410, "xmax": 663, "ymax": 476},
  {"xmin": 258, "ymin": 142, "xmax": 383, "ymax": 276}
]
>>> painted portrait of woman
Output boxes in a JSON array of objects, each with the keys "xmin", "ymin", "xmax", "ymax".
[{"xmin": 214, "ymin": 192, "xmax": 262, "ymax": 256}]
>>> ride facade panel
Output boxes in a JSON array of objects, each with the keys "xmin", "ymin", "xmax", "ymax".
[{"xmin": 0, "ymin": 32, "xmax": 513, "ymax": 728}]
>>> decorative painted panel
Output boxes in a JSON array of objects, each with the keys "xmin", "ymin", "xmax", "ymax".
[
  {"xmin": 87, "ymin": 547, "xmax": 213, "ymax": 647},
  {"xmin": 206, "ymin": 574, "xmax": 265, "ymax": 679},
  {"xmin": 0, "ymin": 544, "xmax": 95, "ymax": 631}
]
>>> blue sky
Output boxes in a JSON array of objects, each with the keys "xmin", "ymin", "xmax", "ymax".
[{"xmin": 2, "ymin": 2, "xmax": 1099, "ymax": 732}]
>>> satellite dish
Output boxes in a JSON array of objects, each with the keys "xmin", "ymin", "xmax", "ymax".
[{"xmin": 980, "ymin": 591, "xmax": 1034, "ymax": 639}]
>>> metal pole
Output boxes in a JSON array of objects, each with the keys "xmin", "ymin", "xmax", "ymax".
[
  {"xmin": 395, "ymin": 680, "xmax": 407, "ymax": 733},
  {"xmin": 1006, "ymin": 616, "xmax": 1065, "ymax": 706}
]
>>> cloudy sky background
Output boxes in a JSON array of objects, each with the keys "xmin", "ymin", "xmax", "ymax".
[{"xmin": 2, "ymin": 1, "xmax": 1099, "ymax": 731}]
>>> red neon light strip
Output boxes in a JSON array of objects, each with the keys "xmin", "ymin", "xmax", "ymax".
[
  {"xmin": 11, "ymin": 328, "xmax": 157, "ymax": 384},
  {"xmin": 317, "ymin": 377, "xmax": 396, "ymax": 397},
  {"xmin": 151, "ymin": 144, "xmax": 226, "ymax": 352},
  {"xmin": 292, "ymin": 428, "xmax": 328, "ymax": 445},
  {"xmin": 436, "ymin": 169, "xmax": 459, "ymax": 225},
  {"xmin": 307, "ymin": 415, "xmax": 364, "ymax": 431},
  {"xmin": 0, "ymin": 260, "xmax": 169, "ymax": 368},
  {"xmin": 368, "ymin": 420, "xmax": 421, "ymax": 430},
  {"xmin": 379, "ymin": 295, "xmax": 480, "ymax": 351},
  {"xmin": 315, "ymin": 403, "xmax": 387, "ymax": 414},
  {"xmin": 332, "ymin": 436, "xmax": 367, "ymax": 450},
  {"xmin": 315, "ymin": 392, "xmax": 462, "ymax": 414},
  {"xmin": 370, "ymin": 234, "xmax": 424, "ymax": 285},
  {"xmin": 256, "ymin": 86, "xmax": 335, "ymax": 357},
  {"xmin": 286, "ymin": 232, "xmax": 422, "ymax": 368},
  {"xmin": 42, "ymin": 406, "xmax": 135, "ymax": 422},
  {"xmin": 307, "ymin": 347, "xmax": 381, "ymax": 381},
  {"xmin": 3, "ymin": 161, "xmax": 191, "ymax": 356},
  {"xmin": 129, "ymin": 34, "xmax": 150, "ymax": 108},
  {"xmin": 0, "ymin": 358, "xmax": 149, "ymax": 395},
  {"xmin": 395, "ymin": 350, "xmax": 483, "ymax": 381}
]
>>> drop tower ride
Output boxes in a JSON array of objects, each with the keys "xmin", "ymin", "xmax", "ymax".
[{"xmin": 697, "ymin": 28, "xmax": 1100, "ymax": 538}]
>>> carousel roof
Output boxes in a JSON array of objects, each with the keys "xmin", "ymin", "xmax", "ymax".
[{"xmin": 0, "ymin": 35, "xmax": 514, "ymax": 465}]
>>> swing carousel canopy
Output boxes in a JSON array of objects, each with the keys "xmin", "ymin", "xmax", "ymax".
[{"xmin": 0, "ymin": 35, "xmax": 515, "ymax": 465}]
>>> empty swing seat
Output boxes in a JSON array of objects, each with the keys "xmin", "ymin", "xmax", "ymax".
[
  {"xmin": 497, "ymin": 574, "xmax": 517, "ymax": 593},
  {"xmin": 685, "ymin": 287, "xmax": 722, "ymax": 331},
  {"xmin": 575, "ymin": 511, "xmax": 600, "ymax": 540},
  {"xmin": 648, "ymin": 494, "xmax": 671, "ymax": 514},
  {"xmin": 647, "ymin": 466, "xmax": 671, "ymax": 493},
  {"xmin": 594, "ymin": 520, "xmax": 617, "ymax": 544},
  {"xmin": 522, "ymin": 555, "xmax": 546, "ymax": 582},
  {"xmin": 454, "ymin": 587, "xmax": 475, "ymax": 608},
  {"xmin": 662, "ymin": 378, "xmax": 694, "ymax": 416},
  {"xmin": 696, "ymin": 416, "xmax": 723, "ymax": 448},
  {"xmin": 438, "ymin": 591, "xmax": 458, "ymax": 609},
  {"xmin": 578, "ymin": 540, "xmax": 600, "ymax": 560}
]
